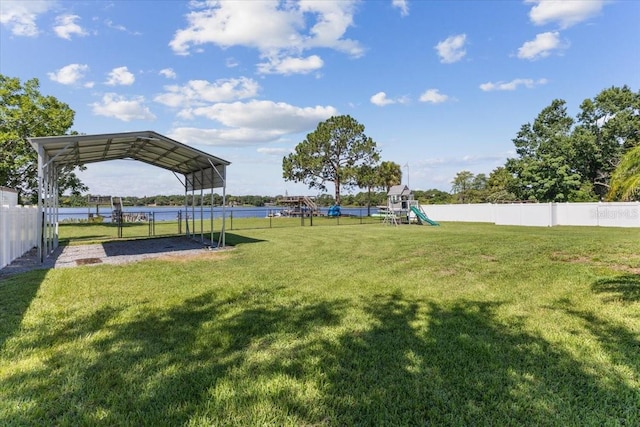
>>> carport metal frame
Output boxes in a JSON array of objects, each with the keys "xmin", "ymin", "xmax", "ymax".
[{"xmin": 28, "ymin": 130, "xmax": 230, "ymax": 262}]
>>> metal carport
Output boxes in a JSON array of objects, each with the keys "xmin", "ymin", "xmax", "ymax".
[{"xmin": 28, "ymin": 130, "xmax": 230, "ymax": 262}]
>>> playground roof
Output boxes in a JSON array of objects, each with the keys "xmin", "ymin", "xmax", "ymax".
[
  {"xmin": 28, "ymin": 130, "xmax": 230, "ymax": 191},
  {"xmin": 388, "ymin": 185, "xmax": 411, "ymax": 196}
]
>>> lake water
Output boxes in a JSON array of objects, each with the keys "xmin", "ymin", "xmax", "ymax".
[{"xmin": 58, "ymin": 206, "xmax": 379, "ymax": 222}]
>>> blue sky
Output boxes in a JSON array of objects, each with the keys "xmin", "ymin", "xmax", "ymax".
[{"xmin": 1, "ymin": 0, "xmax": 639, "ymax": 197}]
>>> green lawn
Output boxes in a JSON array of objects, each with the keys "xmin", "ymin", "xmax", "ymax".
[
  {"xmin": 56, "ymin": 215, "xmax": 382, "ymax": 243},
  {"xmin": 1, "ymin": 223, "xmax": 639, "ymax": 425}
]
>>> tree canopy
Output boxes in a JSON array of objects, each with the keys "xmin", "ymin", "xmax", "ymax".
[
  {"xmin": 376, "ymin": 161, "xmax": 402, "ymax": 192},
  {"xmin": 501, "ymin": 86, "xmax": 639, "ymax": 202},
  {"xmin": 282, "ymin": 115, "xmax": 380, "ymax": 205},
  {"xmin": 0, "ymin": 74, "xmax": 86, "ymax": 203}
]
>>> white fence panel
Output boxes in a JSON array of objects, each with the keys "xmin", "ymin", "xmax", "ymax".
[
  {"xmin": 591, "ymin": 203, "xmax": 640, "ymax": 227},
  {"xmin": 421, "ymin": 203, "xmax": 494, "ymax": 223},
  {"xmin": 419, "ymin": 202, "xmax": 640, "ymax": 228},
  {"xmin": 0, "ymin": 205, "xmax": 39, "ymax": 270},
  {"xmin": 495, "ymin": 203, "xmax": 553, "ymax": 227},
  {"xmin": 555, "ymin": 203, "xmax": 599, "ymax": 226}
]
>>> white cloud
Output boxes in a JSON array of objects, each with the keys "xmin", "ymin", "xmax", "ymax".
[
  {"xmin": 53, "ymin": 14, "xmax": 88, "ymax": 40},
  {"xmin": 169, "ymin": 1, "xmax": 362, "ymax": 74},
  {"xmin": 154, "ymin": 77, "xmax": 260, "ymax": 108},
  {"xmin": 419, "ymin": 89, "xmax": 449, "ymax": 104},
  {"xmin": 47, "ymin": 63, "xmax": 89, "ymax": 85},
  {"xmin": 370, "ymin": 91, "xmax": 409, "ymax": 106},
  {"xmin": 90, "ymin": 93, "xmax": 156, "ymax": 122},
  {"xmin": 105, "ymin": 66, "xmax": 135, "ymax": 86},
  {"xmin": 0, "ymin": 0, "xmax": 53, "ymax": 37},
  {"xmin": 392, "ymin": 0, "xmax": 409, "ymax": 16},
  {"xmin": 257, "ymin": 55, "xmax": 324, "ymax": 75},
  {"xmin": 257, "ymin": 147, "xmax": 291, "ymax": 156},
  {"xmin": 105, "ymin": 19, "xmax": 126, "ymax": 32},
  {"xmin": 159, "ymin": 68, "xmax": 177, "ymax": 79},
  {"xmin": 434, "ymin": 34, "xmax": 467, "ymax": 64},
  {"xmin": 188, "ymin": 100, "xmax": 337, "ymax": 132},
  {"xmin": 517, "ymin": 31, "xmax": 566, "ymax": 60},
  {"xmin": 527, "ymin": 0, "xmax": 604, "ymax": 29},
  {"xmin": 370, "ymin": 92, "xmax": 395, "ymax": 106},
  {"xmin": 104, "ymin": 19, "xmax": 140, "ymax": 35},
  {"xmin": 169, "ymin": 127, "xmax": 285, "ymax": 146},
  {"xmin": 168, "ymin": 101, "xmax": 338, "ymax": 146},
  {"xmin": 479, "ymin": 78, "xmax": 548, "ymax": 92}
]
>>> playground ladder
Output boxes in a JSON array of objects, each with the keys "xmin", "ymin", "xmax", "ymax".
[{"xmin": 382, "ymin": 206, "xmax": 399, "ymax": 226}]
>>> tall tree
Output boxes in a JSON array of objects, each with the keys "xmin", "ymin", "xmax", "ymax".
[
  {"xmin": 506, "ymin": 99, "xmax": 584, "ymax": 201},
  {"xmin": 283, "ymin": 115, "xmax": 380, "ymax": 205},
  {"xmin": 0, "ymin": 74, "xmax": 86, "ymax": 203},
  {"xmin": 607, "ymin": 145, "xmax": 640, "ymax": 201},
  {"xmin": 355, "ymin": 161, "xmax": 402, "ymax": 215},
  {"xmin": 485, "ymin": 166, "xmax": 518, "ymax": 202},
  {"xmin": 377, "ymin": 161, "xmax": 402, "ymax": 192},
  {"xmin": 575, "ymin": 85, "xmax": 640, "ymax": 198},
  {"xmin": 451, "ymin": 170, "xmax": 474, "ymax": 203},
  {"xmin": 355, "ymin": 163, "xmax": 377, "ymax": 215}
]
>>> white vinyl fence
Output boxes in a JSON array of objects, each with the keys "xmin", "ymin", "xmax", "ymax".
[
  {"xmin": 1, "ymin": 205, "xmax": 39, "ymax": 269},
  {"xmin": 421, "ymin": 202, "xmax": 640, "ymax": 228}
]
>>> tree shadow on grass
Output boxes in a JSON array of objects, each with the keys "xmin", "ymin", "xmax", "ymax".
[
  {"xmin": 317, "ymin": 292, "xmax": 639, "ymax": 425},
  {"xmin": 2, "ymin": 289, "xmax": 638, "ymax": 425},
  {"xmin": 551, "ymin": 300, "xmax": 640, "ymax": 387},
  {"xmin": 0, "ymin": 287, "xmax": 345, "ymax": 425},
  {"xmin": 592, "ymin": 274, "xmax": 640, "ymax": 302}
]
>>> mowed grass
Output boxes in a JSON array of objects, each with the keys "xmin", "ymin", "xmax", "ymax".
[
  {"xmin": 1, "ymin": 222, "xmax": 639, "ymax": 426},
  {"xmin": 57, "ymin": 214, "xmax": 380, "ymax": 243}
]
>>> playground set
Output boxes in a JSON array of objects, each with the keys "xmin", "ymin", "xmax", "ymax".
[{"xmin": 381, "ymin": 185, "xmax": 439, "ymax": 226}]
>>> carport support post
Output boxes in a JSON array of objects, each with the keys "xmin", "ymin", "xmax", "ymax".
[
  {"xmin": 191, "ymin": 187, "xmax": 195, "ymax": 238},
  {"xmin": 36, "ymin": 144, "xmax": 59, "ymax": 263},
  {"xmin": 207, "ymin": 159, "xmax": 226, "ymax": 248},
  {"xmin": 199, "ymin": 168, "xmax": 205, "ymax": 243},
  {"xmin": 210, "ymin": 184, "xmax": 214, "ymax": 246},
  {"xmin": 183, "ymin": 182, "xmax": 189, "ymax": 237},
  {"xmin": 36, "ymin": 144, "xmax": 45, "ymax": 262}
]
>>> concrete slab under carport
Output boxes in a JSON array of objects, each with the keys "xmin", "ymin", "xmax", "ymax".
[{"xmin": 0, "ymin": 236, "xmax": 225, "ymax": 279}]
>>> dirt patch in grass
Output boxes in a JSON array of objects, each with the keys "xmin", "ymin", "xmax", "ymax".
[{"xmin": 551, "ymin": 251, "xmax": 640, "ymax": 274}]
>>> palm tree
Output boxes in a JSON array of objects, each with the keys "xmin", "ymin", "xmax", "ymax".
[
  {"xmin": 607, "ymin": 145, "xmax": 640, "ymax": 201},
  {"xmin": 378, "ymin": 161, "xmax": 402, "ymax": 192}
]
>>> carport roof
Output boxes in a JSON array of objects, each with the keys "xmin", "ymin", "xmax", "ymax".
[{"xmin": 28, "ymin": 130, "xmax": 230, "ymax": 177}]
